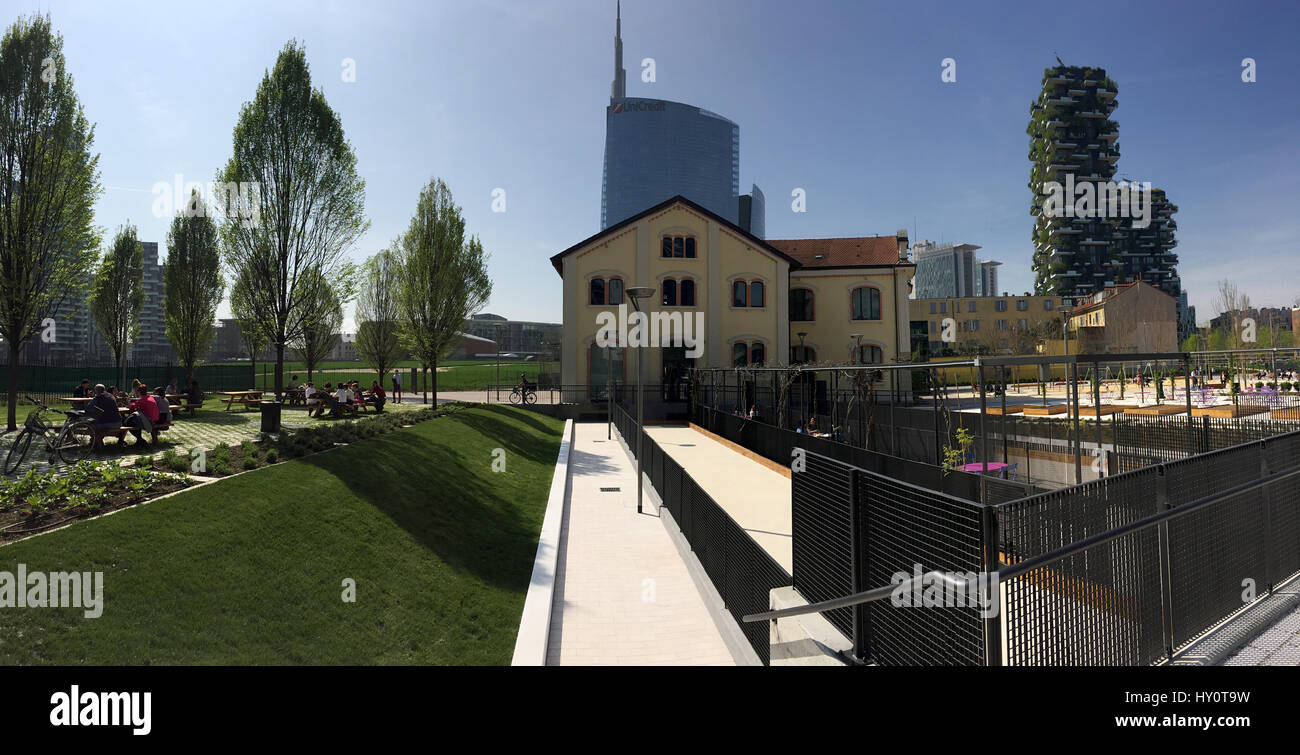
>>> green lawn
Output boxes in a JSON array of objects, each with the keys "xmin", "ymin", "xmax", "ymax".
[{"xmin": 0, "ymin": 404, "xmax": 563, "ymax": 665}]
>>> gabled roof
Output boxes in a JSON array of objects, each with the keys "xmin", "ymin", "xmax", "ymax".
[
  {"xmin": 549, "ymin": 195, "xmax": 802, "ymax": 276},
  {"xmin": 1069, "ymin": 280, "xmax": 1176, "ymax": 315},
  {"xmin": 767, "ymin": 236, "xmax": 912, "ymax": 269}
]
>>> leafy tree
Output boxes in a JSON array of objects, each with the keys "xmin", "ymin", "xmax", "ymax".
[
  {"xmin": 355, "ymin": 247, "xmax": 406, "ymax": 383},
  {"xmin": 0, "ymin": 14, "xmax": 101, "ymax": 430},
  {"xmin": 396, "ymin": 178, "xmax": 491, "ymax": 405},
  {"xmin": 230, "ymin": 267, "xmax": 270, "ymax": 380},
  {"xmin": 218, "ymin": 40, "xmax": 367, "ymax": 400},
  {"xmin": 89, "ymin": 226, "xmax": 145, "ymax": 390},
  {"xmin": 289, "ymin": 269, "xmax": 341, "ymax": 382},
  {"xmin": 163, "ymin": 189, "xmax": 223, "ymax": 387}
]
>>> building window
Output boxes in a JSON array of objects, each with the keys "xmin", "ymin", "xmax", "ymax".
[
  {"xmin": 929, "ymin": 302, "xmax": 937, "ymax": 314},
  {"xmin": 791, "ymin": 289, "xmax": 814, "ymax": 321},
  {"xmin": 1018, "ymin": 318, "xmax": 1029, "ymax": 330},
  {"xmin": 662, "ymin": 279, "xmax": 677, "ymax": 307},
  {"xmin": 733, "ymin": 340, "xmax": 766, "ymax": 366},
  {"xmin": 1043, "ymin": 299, "xmax": 1054, "ymax": 311},
  {"xmin": 589, "ymin": 278, "xmax": 605, "ymax": 306},
  {"xmin": 857, "ymin": 344, "xmax": 883, "ymax": 364},
  {"xmin": 790, "ymin": 345, "xmax": 816, "ymax": 363},
  {"xmin": 995, "ymin": 300, "xmax": 1008, "ymax": 312},
  {"xmin": 732, "ymin": 280, "xmax": 747, "ymax": 307},
  {"xmin": 659, "ymin": 277, "xmax": 696, "ymax": 307},
  {"xmin": 661, "ymin": 235, "xmax": 697, "ymax": 259},
  {"xmin": 997, "ymin": 319, "xmax": 1008, "ymax": 331},
  {"xmin": 939, "ymin": 302, "xmax": 947, "ymax": 314},
  {"xmin": 680, "ymin": 279, "xmax": 695, "ymax": 307},
  {"xmin": 851, "ymin": 287, "xmax": 881, "ymax": 320},
  {"xmin": 749, "ymin": 281, "xmax": 765, "ymax": 308},
  {"xmin": 968, "ymin": 320, "xmax": 980, "ymax": 332},
  {"xmin": 608, "ymin": 278, "xmax": 623, "ymax": 306},
  {"xmin": 1016, "ymin": 300, "xmax": 1029, "ymax": 311},
  {"xmin": 968, "ymin": 301, "xmax": 977, "ymax": 312}
]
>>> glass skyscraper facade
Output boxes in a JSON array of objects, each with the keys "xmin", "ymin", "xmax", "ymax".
[{"xmin": 601, "ymin": 97, "xmax": 740, "ymax": 229}]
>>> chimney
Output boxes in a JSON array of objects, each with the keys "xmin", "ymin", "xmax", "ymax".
[{"xmin": 896, "ymin": 229, "xmax": 909, "ymax": 261}]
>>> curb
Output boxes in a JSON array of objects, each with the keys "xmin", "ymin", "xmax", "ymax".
[{"xmin": 511, "ymin": 419, "xmax": 574, "ymax": 666}]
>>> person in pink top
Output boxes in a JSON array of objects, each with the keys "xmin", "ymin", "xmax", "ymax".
[{"xmin": 125, "ymin": 384, "xmax": 159, "ymax": 446}]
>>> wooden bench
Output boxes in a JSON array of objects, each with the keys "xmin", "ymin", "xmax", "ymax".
[{"xmin": 96, "ymin": 421, "xmax": 171, "ymax": 448}]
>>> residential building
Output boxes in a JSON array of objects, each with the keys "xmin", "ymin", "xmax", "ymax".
[
  {"xmin": 909, "ymin": 293, "xmax": 1063, "ymax": 357},
  {"xmin": 550, "ymin": 195, "xmax": 914, "ymax": 397},
  {"xmin": 464, "ymin": 315, "xmax": 561, "ymax": 357},
  {"xmin": 1028, "ymin": 64, "xmax": 1121, "ymax": 306},
  {"xmin": 130, "ymin": 241, "xmax": 174, "ymax": 364},
  {"xmin": 1066, "ymin": 280, "xmax": 1178, "ymax": 354}
]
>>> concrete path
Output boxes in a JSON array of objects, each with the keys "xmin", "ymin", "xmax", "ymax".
[
  {"xmin": 546, "ymin": 422, "xmax": 734, "ymax": 666},
  {"xmin": 645, "ymin": 426, "xmax": 793, "ymax": 573},
  {"xmin": 1221, "ymin": 579, "xmax": 1300, "ymax": 666}
]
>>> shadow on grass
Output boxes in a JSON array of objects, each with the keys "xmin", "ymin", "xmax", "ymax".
[
  {"xmin": 475, "ymin": 403, "xmax": 558, "ymax": 438},
  {"xmin": 442, "ymin": 410, "xmax": 558, "ymax": 466},
  {"xmin": 295, "ymin": 415, "xmax": 555, "ymax": 590}
]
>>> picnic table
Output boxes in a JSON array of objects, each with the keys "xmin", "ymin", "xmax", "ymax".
[{"xmin": 219, "ymin": 390, "xmax": 264, "ymax": 412}]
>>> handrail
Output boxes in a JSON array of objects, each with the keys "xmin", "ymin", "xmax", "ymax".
[{"xmin": 743, "ymin": 457, "xmax": 1300, "ymax": 624}]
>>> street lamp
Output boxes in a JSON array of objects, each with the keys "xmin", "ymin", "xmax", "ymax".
[
  {"xmin": 796, "ymin": 332, "xmax": 807, "ymax": 364},
  {"xmin": 494, "ymin": 323, "xmax": 503, "ymax": 403},
  {"xmin": 627, "ymin": 286, "xmax": 655, "ymax": 514}
]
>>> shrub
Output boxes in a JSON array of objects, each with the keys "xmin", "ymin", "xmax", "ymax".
[
  {"xmin": 135, "ymin": 454, "xmax": 154, "ymax": 469},
  {"xmin": 265, "ymin": 448, "xmax": 279, "ymax": 464}
]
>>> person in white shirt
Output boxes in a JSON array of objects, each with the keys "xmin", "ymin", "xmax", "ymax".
[
  {"xmin": 305, "ymin": 382, "xmax": 321, "ymax": 417},
  {"xmin": 332, "ymin": 384, "xmax": 355, "ymax": 416}
]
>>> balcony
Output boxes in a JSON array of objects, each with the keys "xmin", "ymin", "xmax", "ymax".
[{"xmin": 1096, "ymin": 88, "xmax": 1116, "ymax": 100}]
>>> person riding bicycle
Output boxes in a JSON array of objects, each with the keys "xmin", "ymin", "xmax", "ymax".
[{"xmin": 517, "ymin": 372, "xmax": 535, "ymax": 395}]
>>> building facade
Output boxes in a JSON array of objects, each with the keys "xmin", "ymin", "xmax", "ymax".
[
  {"xmin": 909, "ymin": 294, "xmax": 1063, "ymax": 357},
  {"xmin": 464, "ymin": 315, "xmax": 561, "ymax": 357},
  {"xmin": 912, "ymin": 241, "xmax": 1000, "ymax": 299},
  {"xmin": 1067, "ymin": 281, "xmax": 1178, "ymax": 353},
  {"xmin": 551, "ymin": 196, "xmax": 914, "ymax": 397}
]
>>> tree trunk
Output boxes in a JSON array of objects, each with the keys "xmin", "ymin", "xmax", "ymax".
[
  {"xmin": 431, "ymin": 358, "xmax": 438, "ymax": 406},
  {"xmin": 184, "ymin": 360, "xmax": 195, "ymax": 389},
  {"xmin": 422, "ymin": 363, "xmax": 429, "ymax": 405},
  {"xmin": 275, "ymin": 344, "xmax": 285, "ymax": 400},
  {"xmin": 6, "ymin": 341, "xmax": 19, "ymax": 431}
]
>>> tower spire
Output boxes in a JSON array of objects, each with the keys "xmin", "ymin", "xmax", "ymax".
[{"xmin": 611, "ymin": 1, "xmax": 626, "ymax": 99}]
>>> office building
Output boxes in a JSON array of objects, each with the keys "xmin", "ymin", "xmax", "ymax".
[
  {"xmin": 909, "ymin": 293, "xmax": 1063, "ymax": 357},
  {"xmin": 912, "ymin": 241, "xmax": 1000, "ymax": 299}
]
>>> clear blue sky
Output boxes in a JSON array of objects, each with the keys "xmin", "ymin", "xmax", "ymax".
[{"xmin": 32, "ymin": 0, "xmax": 1300, "ymax": 326}]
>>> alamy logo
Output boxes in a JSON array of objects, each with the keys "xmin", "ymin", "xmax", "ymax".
[
  {"xmin": 890, "ymin": 565, "xmax": 1000, "ymax": 618},
  {"xmin": 1040, "ymin": 176, "xmax": 1151, "ymax": 229},
  {"xmin": 152, "ymin": 174, "xmax": 261, "ymax": 227},
  {"xmin": 50, "ymin": 685, "xmax": 151, "ymax": 736},
  {"xmin": 594, "ymin": 303, "xmax": 703, "ymax": 358},
  {"xmin": 0, "ymin": 564, "xmax": 103, "ymax": 618}
]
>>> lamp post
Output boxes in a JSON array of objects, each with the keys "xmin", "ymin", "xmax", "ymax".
[
  {"xmin": 796, "ymin": 332, "xmax": 808, "ymax": 429},
  {"xmin": 494, "ymin": 323, "xmax": 503, "ymax": 403},
  {"xmin": 627, "ymin": 286, "xmax": 655, "ymax": 514}
]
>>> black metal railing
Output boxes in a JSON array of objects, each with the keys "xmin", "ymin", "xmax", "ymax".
[{"xmin": 611, "ymin": 402, "xmax": 791, "ymax": 664}]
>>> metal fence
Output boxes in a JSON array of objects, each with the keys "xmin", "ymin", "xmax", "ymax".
[
  {"xmin": 611, "ymin": 402, "xmax": 791, "ymax": 664},
  {"xmin": 3, "ymin": 361, "xmax": 255, "ymax": 402},
  {"xmin": 1114, "ymin": 412, "xmax": 1300, "ymax": 471}
]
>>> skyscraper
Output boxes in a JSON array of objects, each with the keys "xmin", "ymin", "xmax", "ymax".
[
  {"xmin": 912, "ymin": 241, "xmax": 1000, "ymax": 298},
  {"xmin": 1028, "ymin": 64, "xmax": 1121, "ymax": 306},
  {"xmin": 599, "ymin": 5, "xmax": 756, "ymax": 232},
  {"xmin": 130, "ymin": 241, "xmax": 173, "ymax": 364}
]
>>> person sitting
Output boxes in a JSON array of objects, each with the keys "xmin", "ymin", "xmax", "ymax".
[
  {"xmin": 124, "ymin": 385, "xmax": 159, "ymax": 446},
  {"xmin": 88, "ymin": 384, "xmax": 123, "ymax": 450},
  {"xmin": 288, "ymin": 375, "xmax": 299, "ymax": 391},
  {"xmin": 367, "ymin": 381, "xmax": 386, "ymax": 412},
  {"xmin": 165, "ymin": 378, "xmax": 179, "ymax": 396},
  {"xmin": 73, "ymin": 379, "xmax": 91, "ymax": 398},
  {"xmin": 331, "ymin": 382, "xmax": 355, "ymax": 417},
  {"xmin": 153, "ymin": 386, "xmax": 171, "ymax": 425},
  {"xmin": 806, "ymin": 417, "xmax": 819, "ymax": 435},
  {"xmin": 747, "ymin": 405, "xmax": 756, "ymax": 420},
  {"xmin": 186, "ymin": 379, "xmax": 204, "ymax": 405},
  {"xmin": 304, "ymin": 382, "xmax": 321, "ymax": 416}
]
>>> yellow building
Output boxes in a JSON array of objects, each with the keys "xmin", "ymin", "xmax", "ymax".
[
  {"xmin": 549, "ymin": 196, "xmax": 915, "ymax": 396},
  {"xmin": 909, "ymin": 293, "xmax": 1064, "ymax": 356}
]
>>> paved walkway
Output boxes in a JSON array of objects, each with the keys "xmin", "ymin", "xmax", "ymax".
[
  {"xmin": 1221, "ymin": 580, "xmax": 1300, "ymax": 666},
  {"xmin": 546, "ymin": 422, "xmax": 734, "ymax": 666},
  {"xmin": 645, "ymin": 426, "xmax": 793, "ymax": 573}
]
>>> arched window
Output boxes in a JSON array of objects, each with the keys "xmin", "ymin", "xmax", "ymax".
[
  {"xmin": 750, "ymin": 342, "xmax": 765, "ymax": 365},
  {"xmin": 680, "ymin": 279, "xmax": 695, "ymax": 307},
  {"xmin": 851, "ymin": 286, "xmax": 881, "ymax": 320},
  {"xmin": 732, "ymin": 280, "xmax": 747, "ymax": 307},
  {"xmin": 749, "ymin": 281, "xmax": 765, "ymax": 308},
  {"xmin": 791, "ymin": 289, "xmax": 814, "ymax": 321},
  {"xmin": 608, "ymin": 278, "xmax": 624, "ymax": 305},
  {"xmin": 790, "ymin": 345, "xmax": 816, "ymax": 364},
  {"xmin": 732, "ymin": 340, "xmax": 766, "ymax": 366},
  {"xmin": 661, "ymin": 235, "xmax": 698, "ymax": 258},
  {"xmin": 589, "ymin": 278, "xmax": 605, "ymax": 306},
  {"xmin": 662, "ymin": 279, "xmax": 677, "ymax": 307},
  {"xmin": 732, "ymin": 342, "xmax": 747, "ymax": 366}
]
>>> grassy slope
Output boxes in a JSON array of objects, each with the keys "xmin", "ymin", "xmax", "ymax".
[{"xmin": 0, "ymin": 405, "xmax": 563, "ymax": 665}]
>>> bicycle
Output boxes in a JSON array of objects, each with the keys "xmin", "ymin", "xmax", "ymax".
[
  {"xmin": 3, "ymin": 396, "xmax": 97, "ymax": 475},
  {"xmin": 509, "ymin": 384, "xmax": 537, "ymax": 405}
]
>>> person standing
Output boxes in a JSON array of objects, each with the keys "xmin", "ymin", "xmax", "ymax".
[{"xmin": 392, "ymin": 369, "xmax": 403, "ymax": 404}]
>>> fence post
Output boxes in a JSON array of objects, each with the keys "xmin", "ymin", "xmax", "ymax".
[
  {"xmin": 1260, "ymin": 440, "xmax": 1275, "ymax": 593},
  {"xmin": 980, "ymin": 504, "xmax": 1002, "ymax": 666},
  {"xmin": 1155, "ymin": 465, "xmax": 1177, "ymax": 658},
  {"xmin": 849, "ymin": 470, "xmax": 868, "ymax": 662}
]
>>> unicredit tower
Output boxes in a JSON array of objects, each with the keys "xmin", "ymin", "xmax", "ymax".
[{"xmin": 600, "ymin": 3, "xmax": 761, "ymax": 236}]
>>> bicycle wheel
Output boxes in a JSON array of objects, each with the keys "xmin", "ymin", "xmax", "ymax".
[
  {"xmin": 509, "ymin": 389, "xmax": 522, "ymax": 405},
  {"xmin": 4, "ymin": 428, "xmax": 33, "ymax": 475},
  {"xmin": 524, "ymin": 390, "xmax": 537, "ymax": 405},
  {"xmin": 57, "ymin": 420, "xmax": 96, "ymax": 465}
]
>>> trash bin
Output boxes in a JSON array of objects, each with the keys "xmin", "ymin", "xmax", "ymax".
[{"xmin": 260, "ymin": 400, "xmax": 282, "ymax": 433}]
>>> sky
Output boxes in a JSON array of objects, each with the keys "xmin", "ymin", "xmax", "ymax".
[{"xmin": 24, "ymin": 0, "xmax": 1300, "ymax": 327}]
